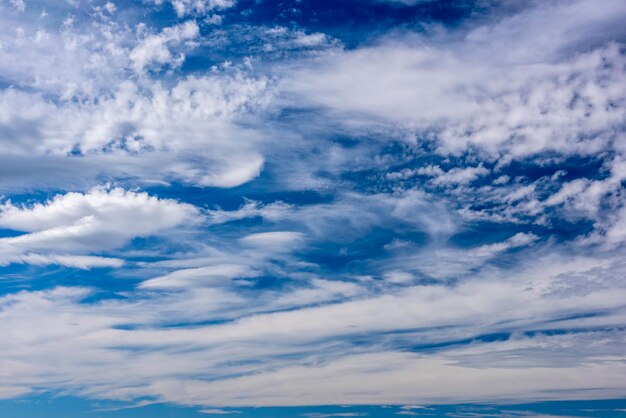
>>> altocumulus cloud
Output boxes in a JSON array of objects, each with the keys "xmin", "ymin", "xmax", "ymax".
[{"xmin": 0, "ymin": 0, "xmax": 625, "ymax": 414}]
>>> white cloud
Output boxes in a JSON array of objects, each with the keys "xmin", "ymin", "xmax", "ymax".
[
  {"xmin": 0, "ymin": 10, "xmax": 274, "ymax": 191},
  {"xmin": 380, "ymin": 232, "xmax": 539, "ymax": 281},
  {"xmin": 240, "ymin": 231, "xmax": 305, "ymax": 248},
  {"xmin": 9, "ymin": 0, "xmax": 25, "ymax": 12},
  {"xmin": 104, "ymin": 2, "xmax": 117, "ymax": 13},
  {"xmin": 273, "ymin": 191, "xmax": 455, "ymax": 242},
  {"xmin": 206, "ymin": 200, "xmax": 292, "ymax": 225},
  {"xmin": 130, "ymin": 21, "xmax": 199, "ymax": 74},
  {"xmin": 303, "ymin": 413, "xmax": 368, "ymax": 418},
  {"xmin": 271, "ymin": 279, "xmax": 364, "ymax": 308},
  {"xmin": 0, "ymin": 386, "xmax": 30, "ymax": 399},
  {"xmin": 470, "ymin": 232, "xmax": 538, "ymax": 257},
  {"xmin": 0, "ymin": 73, "xmax": 271, "ymax": 189},
  {"xmin": 140, "ymin": 264, "xmax": 255, "ymax": 289},
  {"xmin": 426, "ymin": 165, "xmax": 490, "ymax": 186},
  {"xmin": 146, "ymin": 347, "xmax": 626, "ymax": 406},
  {"xmin": 399, "ymin": 405, "xmax": 431, "ymax": 410},
  {"xmin": 0, "ymin": 187, "xmax": 198, "ymax": 267},
  {"xmin": 150, "ymin": 0, "xmax": 235, "ymax": 17},
  {"xmin": 199, "ymin": 408, "xmax": 241, "ymax": 414},
  {"xmin": 0, "ymin": 249, "xmax": 625, "ymax": 406},
  {"xmin": 546, "ymin": 157, "xmax": 626, "ymax": 222},
  {"xmin": 0, "ymin": 0, "xmax": 624, "ymax": 411},
  {"xmin": 603, "ymin": 206, "xmax": 626, "ymax": 247},
  {"xmin": 463, "ymin": 0, "xmax": 626, "ymax": 63},
  {"xmin": 0, "ymin": 187, "xmax": 197, "ymax": 241},
  {"xmin": 15, "ymin": 253, "xmax": 124, "ymax": 269},
  {"xmin": 286, "ymin": 0, "xmax": 626, "ymax": 162},
  {"xmin": 0, "ymin": 9, "xmax": 130, "ymax": 98}
]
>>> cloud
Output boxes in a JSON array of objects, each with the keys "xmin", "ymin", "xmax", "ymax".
[
  {"xmin": 13, "ymin": 253, "xmax": 124, "ymax": 269},
  {"xmin": 0, "ymin": 0, "xmax": 624, "ymax": 413},
  {"xmin": 240, "ymin": 231, "xmax": 305, "ymax": 248},
  {"xmin": 130, "ymin": 21, "xmax": 199, "ymax": 74},
  {"xmin": 425, "ymin": 165, "xmax": 490, "ymax": 186},
  {"xmin": 205, "ymin": 200, "xmax": 293, "ymax": 225},
  {"xmin": 0, "ymin": 8, "xmax": 274, "ymax": 191},
  {"xmin": 302, "ymin": 413, "xmax": 368, "ymax": 417},
  {"xmin": 399, "ymin": 405, "xmax": 431, "ymax": 410},
  {"xmin": 145, "ymin": 345, "xmax": 626, "ymax": 406},
  {"xmin": 0, "ymin": 187, "xmax": 198, "ymax": 267},
  {"xmin": 0, "ymin": 8, "xmax": 130, "ymax": 98},
  {"xmin": 9, "ymin": 0, "xmax": 25, "ymax": 12},
  {"xmin": 285, "ymin": 0, "xmax": 626, "ymax": 163},
  {"xmin": 602, "ymin": 206, "xmax": 626, "ymax": 247},
  {"xmin": 140, "ymin": 264, "xmax": 255, "ymax": 289},
  {"xmin": 0, "ymin": 73, "xmax": 271, "ymax": 189},
  {"xmin": 271, "ymin": 279, "xmax": 364, "ymax": 308},
  {"xmin": 387, "ymin": 164, "xmax": 490, "ymax": 187},
  {"xmin": 378, "ymin": 232, "xmax": 539, "ymax": 282},
  {"xmin": 0, "ymin": 247, "xmax": 625, "ymax": 406},
  {"xmin": 200, "ymin": 408, "xmax": 241, "ymax": 415},
  {"xmin": 150, "ymin": 0, "xmax": 235, "ymax": 17}
]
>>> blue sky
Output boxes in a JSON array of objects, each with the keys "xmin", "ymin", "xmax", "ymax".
[{"xmin": 0, "ymin": 0, "xmax": 625, "ymax": 417}]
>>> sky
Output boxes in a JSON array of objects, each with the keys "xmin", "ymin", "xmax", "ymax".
[{"xmin": 0, "ymin": 0, "xmax": 625, "ymax": 417}]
